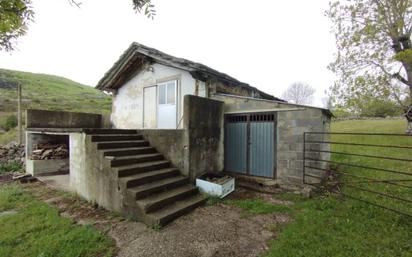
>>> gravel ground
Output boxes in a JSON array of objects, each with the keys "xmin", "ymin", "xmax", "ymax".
[
  {"xmin": 114, "ymin": 203, "xmax": 288, "ymax": 257},
  {"xmin": 19, "ymin": 182, "xmax": 292, "ymax": 257}
]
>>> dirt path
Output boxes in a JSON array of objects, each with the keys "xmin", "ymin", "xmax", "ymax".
[{"xmin": 17, "ymin": 181, "xmax": 291, "ymax": 257}]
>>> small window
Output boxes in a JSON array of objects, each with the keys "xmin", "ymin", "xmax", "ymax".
[
  {"xmin": 158, "ymin": 81, "xmax": 176, "ymax": 105},
  {"xmin": 166, "ymin": 82, "xmax": 176, "ymax": 104},
  {"xmin": 158, "ymin": 84, "xmax": 166, "ymax": 104}
]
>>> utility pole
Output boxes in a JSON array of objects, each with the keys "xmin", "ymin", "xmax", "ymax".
[{"xmin": 17, "ymin": 83, "xmax": 22, "ymax": 145}]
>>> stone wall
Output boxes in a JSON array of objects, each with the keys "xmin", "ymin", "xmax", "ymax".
[
  {"xmin": 0, "ymin": 142, "xmax": 24, "ymax": 165},
  {"xmin": 277, "ymin": 109, "xmax": 330, "ymax": 184}
]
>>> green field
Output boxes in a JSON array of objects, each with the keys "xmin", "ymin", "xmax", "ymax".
[
  {"xmin": 0, "ymin": 68, "xmax": 111, "ymax": 114},
  {"xmin": 0, "ymin": 68, "xmax": 112, "ymax": 144},
  {"xmin": 0, "ymin": 184, "xmax": 114, "ymax": 257},
  {"xmin": 264, "ymin": 119, "xmax": 412, "ymax": 257}
]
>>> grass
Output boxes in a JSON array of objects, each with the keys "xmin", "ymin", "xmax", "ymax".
[
  {"xmin": 0, "ymin": 161, "xmax": 23, "ymax": 173},
  {"xmin": 0, "ymin": 68, "xmax": 111, "ymax": 115},
  {"xmin": 330, "ymin": 119, "xmax": 412, "ymax": 216},
  {"xmin": 262, "ymin": 118, "xmax": 412, "ymax": 257},
  {"xmin": 0, "ymin": 128, "xmax": 17, "ymax": 145},
  {"xmin": 0, "ymin": 183, "xmax": 114, "ymax": 257},
  {"xmin": 0, "ymin": 68, "xmax": 112, "ymax": 145}
]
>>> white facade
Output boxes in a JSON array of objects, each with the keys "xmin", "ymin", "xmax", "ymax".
[{"xmin": 111, "ymin": 63, "xmax": 206, "ymax": 129}]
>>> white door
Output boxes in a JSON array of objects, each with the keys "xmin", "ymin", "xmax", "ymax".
[
  {"xmin": 157, "ymin": 80, "xmax": 177, "ymax": 129},
  {"xmin": 143, "ymin": 86, "xmax": 157, "ymax": 128}
]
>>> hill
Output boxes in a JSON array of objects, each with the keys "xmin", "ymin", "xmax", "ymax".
[{"xmin": 0, "ymin": 68, "xmax": 111, "ymax": 115}]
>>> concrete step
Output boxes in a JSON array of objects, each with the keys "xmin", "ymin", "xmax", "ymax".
[
  {"xmin": 103, "ymin": 147, "xmax": 156, "ymax": 157},
  {"xmin": 91, "ymin": 134, "xmax": 143, "ymax": 142},
  {"xmin": 97, "ymin": 140, "xmax": 150, "ymax": 150},
  {"xmin": 84, "ymin": 129, "xmax": 138, "ymax": 134},
  {"xmin": 121, "ymin": 168, "xmax": 179, "ymax": 188},
  {"xmin": 115, "ymin": 160, "xmax": 171, "ymax": 177},
  {"xmin": 146, "ymin": 194, "xmax": 207, "ymax": 226},
  {"xmin": 128, "ymin": 175, "xmax": 188, "ymax": 200},
  {"xmin": 108, "ymin": 153, "xmax": 164, "ymax": 167},
  {"xmin": 137, "ymin": 184, "xmax": 199, "ymax": 213}
]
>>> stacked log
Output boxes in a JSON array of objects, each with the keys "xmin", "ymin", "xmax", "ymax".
[{"xmin": 30, "ymin": 143, "xmax": 69, "ymax": 160}]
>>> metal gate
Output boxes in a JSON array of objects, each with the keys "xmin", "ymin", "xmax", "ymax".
[
  {"xmin": 224, "ymin": 113, "xmax": 276, "ymax": 178},
  {"xmin": 303, "ymin": 132, "xmax": 412, "ymax": 218}
]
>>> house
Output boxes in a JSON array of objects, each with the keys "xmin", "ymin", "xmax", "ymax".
[
  {"xmin": 97, "ymin": 42, "xmax": 331, "ymax": 182},
  {"xmin": 96, "ymin": 42, "xmax": 284, "ymax": 129},
  {"xmin": 24, "ymin": 42, "xmax": 331, "ymax": 226}
]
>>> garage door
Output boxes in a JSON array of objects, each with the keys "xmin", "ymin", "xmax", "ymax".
[{"xmin": 225, "ymin": 113, "xmax": 276, "ymax": 178}]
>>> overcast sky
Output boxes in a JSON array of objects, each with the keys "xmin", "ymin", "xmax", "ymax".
[{"xmin": 0, "ymin": 0, "xmax": 336, "ymax": 107}]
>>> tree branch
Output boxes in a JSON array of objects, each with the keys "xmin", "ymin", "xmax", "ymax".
[{"xmin": 393, "ymin": 72, "xmax": 410, "ymax": 85}]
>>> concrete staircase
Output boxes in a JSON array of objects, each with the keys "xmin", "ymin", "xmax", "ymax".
[{"xmin": 86, "ymin": 129, "xmax": 206, "ymax": 227}]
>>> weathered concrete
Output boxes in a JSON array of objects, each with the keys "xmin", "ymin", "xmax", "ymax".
[
  {"xmin": 36, "ymin": 174, "xmax": 73, "ymax": 192},
  {"xmin": 26, "ymin": 159, "xmax": 69, "ymax": 176},
  {"xmin": 137, "ymin": 129, "xmax": 188, "ymax": 176},
  {"xmin": 111, "ymin": 63, "xmax": 206, "ymax": 129},
  {"xmin": 69, "ymin": 133, "xmax": 122, "ymax": 212},
  {"xmin": 26, "ymin": 109, "xmax": 103, "ymax": 128},
  {"xmin": 25, "ymin": 132, "xmax": 70, "ymax": 176},
  {"xmin": 184, "ymin": 95, "xmax": 224, "ymax": 181},
  {"xmin": 134, "ymin": 96, "xmax": 224, "ymax": 182}
]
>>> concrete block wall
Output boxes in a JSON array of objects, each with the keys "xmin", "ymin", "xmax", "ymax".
[
  {"xmin": 276, "ymin": 109, "xmax": 330, "ymax": 184},
  {"xmin": 211, "ymin": 93, "xmax": 331, "ymax": 185}
]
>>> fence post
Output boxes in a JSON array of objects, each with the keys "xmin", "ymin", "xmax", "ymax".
[
  {"xmin": 303, "ymin": 132, "xmax": 306, "ymax": 184},
  {"xmin": 17, "ymin": 83, "xmax": 22, "ymax": 145}
]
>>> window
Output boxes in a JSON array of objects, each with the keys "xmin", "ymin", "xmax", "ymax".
[
  {"xmin": 158, "ymin": 84, "xmax": 166, "ymax": 104},
  {"xmin": 158, "ymin": 81, "xmax": 176, "ymax": 105},
  {"xmin": 166, "ymin": 82, "xmax": 175, "ymax": 104}
]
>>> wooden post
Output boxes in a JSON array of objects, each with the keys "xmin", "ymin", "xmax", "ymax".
[{"xmin": 17, "ymin": 83, "xmax": 22, "ymax": 145}]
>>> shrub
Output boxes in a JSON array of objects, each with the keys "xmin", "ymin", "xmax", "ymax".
[
  {"xmin": 0, "ymin": 161, "xmax": 22, "ymax": 173},
  {"xmin": 1, "ymin": 115, "xmax": 18, "ymax": 131},
  {"xmin": 360, "ymin": 99, "xmax": 401, "ymax": 118}
]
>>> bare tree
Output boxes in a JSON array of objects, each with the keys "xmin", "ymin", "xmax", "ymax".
[{"xmin": 282, "ymin": 82, "xmax": 316, "ymax": 105}]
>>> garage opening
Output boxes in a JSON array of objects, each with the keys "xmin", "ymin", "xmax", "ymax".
[{"xmin": 224, "ymin": 112, "xmax": 277, "ymax": 178}]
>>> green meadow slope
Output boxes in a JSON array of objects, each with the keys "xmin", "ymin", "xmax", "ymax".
[
  {"xmin": 0, "ymin": 68, "xmax": 111, "ymax": 115},
  {"xmin": 0, "ymin": 68, "xmax": 112, "ymax": 144}
]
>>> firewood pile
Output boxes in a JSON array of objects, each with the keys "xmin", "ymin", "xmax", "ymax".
[{"xmin": 30, "ymin": 143, "xmax": 69, "ymax": 160}]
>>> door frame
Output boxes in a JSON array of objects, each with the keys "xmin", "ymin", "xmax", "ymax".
[
  {"xmin": 224, "ymin": 112, "xmax": 277, "ymax": 179},
  {"xmin": 142, "ymin": 85, "xmax": 157, "ymax": 129},
  {"xmin": 142, "ymin": 79, "xmax": 180, "ymax": 129},
  {"xmin": 156, "ymin": 80, "xmax": 178, "ymax": 129}
]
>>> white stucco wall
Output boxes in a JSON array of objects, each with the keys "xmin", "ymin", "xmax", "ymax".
[{"xmin": 111, "ymin": 63, "xmax": 206, "ymax": 129}]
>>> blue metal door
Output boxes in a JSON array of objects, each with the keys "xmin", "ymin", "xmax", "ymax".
[
  {"xmin": 225, "ymin": 115, "xmax": 247, "ymax": 174},
  {"xmin": 249, "ymin": 114, "xmax": 275, "ymax": 177},
  {"xmin": 225, "ymin": 113, "xmax": 276, "ymax": 178}
]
